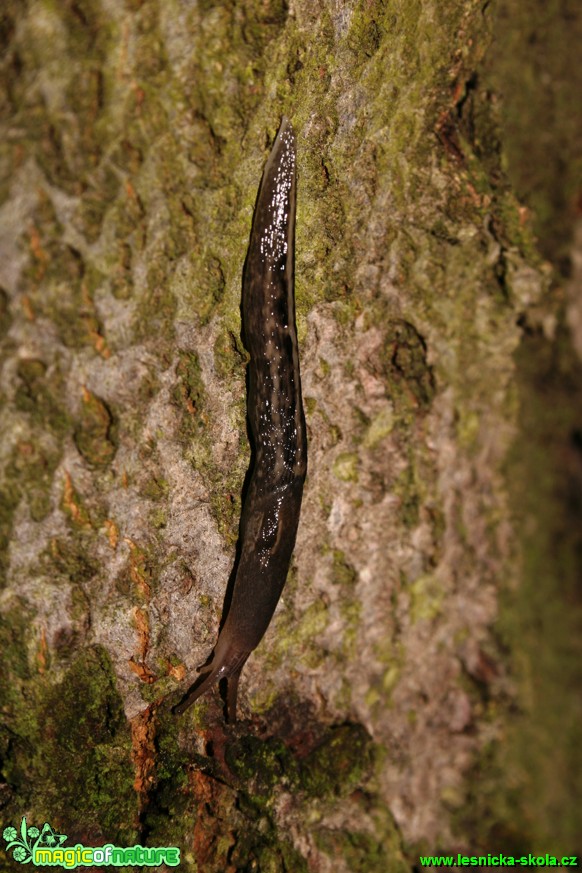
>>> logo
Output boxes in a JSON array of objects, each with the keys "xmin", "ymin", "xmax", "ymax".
[{"xmin": 2, "ymin": 818, "xmax": 180, "ymax": 868}]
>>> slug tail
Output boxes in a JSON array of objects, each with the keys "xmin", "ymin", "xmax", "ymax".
[
  {"xmin": 225, "ymin": 662, "xmax": 245, "ymax": 723},
  {"xmin": 173, "ymin": 662, "xmax": 222, "ymax": 716},
  {"xmin": 174, "ymin": 641, "xmax": 250, "ymax": 719}
]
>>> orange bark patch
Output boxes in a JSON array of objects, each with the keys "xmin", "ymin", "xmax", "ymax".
[
  {"xmin": 164, "ymin": 659, "xmax": 186, "ymax": 682},
  {"xmin": 130, "ymin": 706, "xmax": 156, "ymax": 797},
  {"xmin": 104, "ymin": 519, "xmax": 119, "ymax": 549},
  {"xmin": 81, "ymin": 281, "xmax": 110, "ymax": 358},
  {"xmin": 133, "ymin": 606, "xmax": 150, "ymax": 662},
  {"xmin": 29, "ymin": 224, "xmax": 49, "ymax": 281},
  {"xmin": 128, "ymin": 657, "xmax": 156, "ymax": 684},
  {"xmin": 37, "ymin": 626, "xmax": 48, "ymax": 674},
  {"xmin": 21, "ymin": 295, "xmax": 35, "ymax": 320},
  {"xmin": 190, "ymin": 768, "xmax": 236, "ymax": 872},
  {"xmin": 62, "ymin": 472, "xmax": 91, "ymax": 527},
  {"xmin": 124, "ymin": 538, "xmax": 152, "ymax": 600}
]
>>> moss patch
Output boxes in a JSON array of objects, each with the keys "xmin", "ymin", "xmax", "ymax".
[
  {"xmin": 74, "ymin": 389, "xmax": 117, "ymax": 468},
  {"xmin": 0, "ymin": 287, "xmax": 12, "ymax": 336},
  {"xmin": 300, "ymin": 723, "xmax": 374, "ymax": 798},
  {"xmin": 171, "ymin": 720, "xmax": 378, "ymax": 871},
  {"xmin": 484, "ymin": 0, "xmax": 582, "ymax": 274},
  {"xmin": 382, "ymin": 320, "xmax": 436, "ymax": 412},
  {"xmin": 172, "ymin": 351, "xmax": 207, "ymax": 439},
  {"xmin": 0, "ymin": 642, "xmax": 137, "ymax": 844},
  {"xmin": 456, "ymin": 322, "xmax": 582, "ymax": 851},
  {"xmin": 43, "ymin": 535, "xmax": 98, "ymax": 584},
  {"xmin": 15, "ymin": 358, "xmax": 70, "ymax": 436},
  {"xmin": 316, "ymin": 803, "xmax": 410, "ymax": 873}
]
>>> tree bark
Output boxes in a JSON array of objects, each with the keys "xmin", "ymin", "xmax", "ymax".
[{"xmin": 1, "ymin": 0, "xmax": 580, "ymax": 870}]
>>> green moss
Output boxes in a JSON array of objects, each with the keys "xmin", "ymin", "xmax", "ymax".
[
  {"xmin": 115, "ymin": 539, "xmax": 158, "ymax": 600},
  {"xmin": 5, "ymin": 438, "xmax": 60, "ymax": 522},
  {"xmin": 304, "ymin": 395, "xmax": 317, "ymax": 417},
  {"xmin": 455, "ymin": 408, "xmax": 481, "ymax": 452},
  {"xmin": 43, "ymin": 536, "xmax": 98, "ymax": 583},
  {"xmin": 23, "ymin": 233, "xmax": 109, "ymax": 355},
  {"xmin": 171, "ymin": 349, "xmax": 241, "ymax": 531},
  {"xmin": 382, "ymin": 319, "xmax": 436, "ymax": 412},
  {"xmin": 140, "ymin": 475, "xmax": 169, "ymax": 501},
  {"xmin": 43, "ymin": 649, "xmax": 136, "ymax": 836},
  {"xmin": 268, "ymin": 598, "xmax": 329, "ymax": 671},
  {"xmin": 309, "ymin": 401, "xmax": 342, "ymax": 450},
  {"xmin": 316, "ymin": 803, "xmax": 410, "ymax": 873},
  {"xmin": 484, "ymin": 0, "xmax": 582, "ymax": 273},
  {"xmin": 332, "ymin": 451, "xmax": 359, "ymax": 483},
  {"xmin": 170, "ymin": 349, "xmax": 247, "ymax": 540},
  {"xmin": 15, "ymin": 359, "xmax": 70, "ymax": 435},
  {"xmin": 77, "ymin": 168, "xmax": 120, "ymax": 242},
  {"xmin": 495, "ymin": 191, "xmax": 541, "ymax": 265},
  {"xmin": 133, "ymin": 259, "xmax": 177, "ymax": 345},
  {"xmin": 0, "ymin": 493, "xmax": 19, "ymax": 582},
  {"xmin": 300, "ymin": 724, "xmax": 374, "ymax": 798},
  {"xmin": 172, "ymin": 351, "xmax": 206, "ymax": 434},
  {"xmin": 408, "ymin": 574, "xmax": 444, "ymax": 624},
  {"xmin": 339, "ymin": 598, "xmax": 362, "ymax": 657},
  {"xmin": 0, "ymin": 644, "xmax": 137, "ymax": 842},
  {"xmin": 0, "ymin": 432, "xmax": 65, "ymax": 581},
  {"xmin": 74, "ymin": 390, "xmax": 117, "ymax": 468},
  {"xmin": 133, "ymin": 3, "xmax": 168, "ymax": 79},
  {"xmin": 0, "ymin": 286, "xmax": 12, "ymax": 336},
  {"xmin": 318, "ymin": 358, "xmax": 331, "ymax": 379},
  {"xmin": 456, "ymin": 321, "xmax": 582, "ymax": 850},
  {"xmin": 35, "ymin": 119, "xmax": 83, "ymax": 196},
  {"xmin": 110, "ymin": 184, "xmax": 145, "ymax": 244},
  {"xmin": 0, "ymin": 600, "xmax": 31, "ymax": 686},
  {"xmin": 139, "ymin": 707, "xmax": 194, "ymax": 847},
  {"xmin": 346, "ymin": 1, "xmax": 383, "ymax": 61},
  {"xmin": 163, "ymin": 194, "xmax": 199, "ymax": 261},
  {"xmin": 53, "ymin": 0, "xmax": 116, "ymax": 61},
  {"xmin": 181, "ymin": 730, "xmax": 308, "ymax": 872},
  {"xmin": 214, "ymin": 326, "xmax": 246, "ymax": 381},
  {"xmin": 331, "ymin": 550, "xmax": 357, "ymax": 587},
  {"xmin": 220, "ymin": 721, "xmax": 377, "ymax": 870},
  {"xmin": 69, "ymin": 585, "xmax": 91, "ymax": 625},
  {"xmin": 363, "ymin": 406, "xmax": 395, "ymax": 449},
  {"xmin": 138, "ymin": 673, "xmax": 174, "ymax": 704},
  {"xmin": 230, "ymin": 830, "xmax": 308, "ymax": 873},
  {"xmin": 226, "ymin": 734, "xmax": 299, "ymax": 796},
  {"xmin": 392, "ymin": 463, "xmax": 420, "ymax": 529}
]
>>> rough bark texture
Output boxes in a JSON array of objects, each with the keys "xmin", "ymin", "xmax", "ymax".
[{"xmin": 0, "ymin": 0, "xmax": 580, "ymax": 870}]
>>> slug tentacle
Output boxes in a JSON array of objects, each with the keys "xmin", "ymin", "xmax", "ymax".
[{"xmin": 176, "ymin": 117, "xmax": 306, "ymax": 721}]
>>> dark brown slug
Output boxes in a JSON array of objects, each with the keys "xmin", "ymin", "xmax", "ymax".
[{"xmin": 175, "ymin": 117, "xmax": 307, "ymax": 720}]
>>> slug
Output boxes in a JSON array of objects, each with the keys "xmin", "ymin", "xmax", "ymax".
[{"xmin": 176, "ymin": 117, "xmax": 307, "ymax": 720}]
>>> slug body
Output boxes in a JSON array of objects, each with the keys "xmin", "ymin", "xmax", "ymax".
[{"xmin": 176, "ymin": 117, "xmax": 306, "ymax": 719}]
